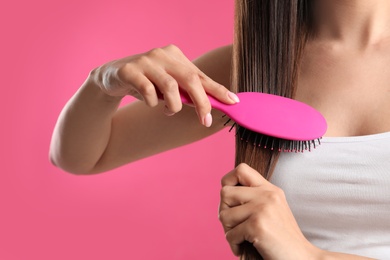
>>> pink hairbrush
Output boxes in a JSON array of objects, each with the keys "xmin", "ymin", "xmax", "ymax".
[{"xmin": 160, "ymin": 91, "xmax": 327, "ymax": 152}]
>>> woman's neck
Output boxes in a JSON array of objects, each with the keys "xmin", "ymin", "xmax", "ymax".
[{"xmin": 312, "ymin": 0, "xmax": 390, "ymax": 48}]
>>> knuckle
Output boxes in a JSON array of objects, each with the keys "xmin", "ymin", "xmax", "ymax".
[
  {"xmin": 160, "ymin": 77, "xmax": 178, "ymax": 91},
  {"xmin": 274, "ymin": 186, "xmax": 285, "ymax": 196},
  {"xmin": 164, "ymin": 44, "xmax": 180, "ymax": 53},
  {"xmin": 267, "ymin": 188, "xmax": 284, "ymax": 204},
  {"xmin": 117, "ymin": 63, "xmax": 137, "ymax": 83},
  {"xmin": 138, "ymin": 83, "xmax": 155, "ymax": 97},
  {"xmin": 184, "ymin": 72, "xmax": 200, "ymax": 85},
  {"xmin": 225, "ymin": 230, "xmax": 234, "ymax": 243},
  {"xmin": 197, "ymin": 70, "xmax": 207, "ymax": 80},
  {"xmin": 147, "ymin": 47, "xmax": 165, "ymax": 58},
  {"xmin": 116, "ymin": 64, "xmax": 129, "ymax": 80},
  {"xmin": 134, "ymin": 55, "xmax": 151, "ymax": 66},
  {"xmin": 220, "ymin": 186, "xmax": 231, "ymax": 199},
  {"xmin": 220, "ymin": 176, "xmax": 227, "ymax": 186},
  {"xmin": 236, "ymin": 163, "xmax": 249, "ymax": 174},
  {"xmin": 218, "ymin": 210, "xmax": 228, "ymax": 224}
]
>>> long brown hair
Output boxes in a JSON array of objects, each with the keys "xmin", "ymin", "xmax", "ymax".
[{"xmin": 232, "ymin": 0, "xmax": 313, "ymax": 259}]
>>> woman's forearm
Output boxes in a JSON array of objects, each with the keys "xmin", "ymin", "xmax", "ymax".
[{"xmin": 49, "ymin": 75, "xmax": 122, "ymax": 174}]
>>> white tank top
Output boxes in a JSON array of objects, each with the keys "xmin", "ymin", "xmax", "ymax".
[{"xmin": 270, "ymin": 132, "xmax": 390, "ymax": 259}]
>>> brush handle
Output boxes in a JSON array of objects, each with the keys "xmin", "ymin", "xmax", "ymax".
[{"xmin": 157, "ymin": 88, "xmax": 233, "ymax": 112}]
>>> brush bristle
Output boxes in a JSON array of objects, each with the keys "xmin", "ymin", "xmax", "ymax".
[{"xmin": 224, "ymin": 117, "xmax": 322, "ymax": 153}]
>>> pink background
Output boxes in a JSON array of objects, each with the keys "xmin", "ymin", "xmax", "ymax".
[{"xmin": 1, "ymin": 0, "xmax": 237, "ymax": 259}]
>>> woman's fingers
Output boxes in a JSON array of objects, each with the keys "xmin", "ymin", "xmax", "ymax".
[
  {"xmin": 145, "ymin": 59, "xmax": 214, "ymax": 124},
  {"xmin": 168, "ymin": 44, "xmax": 239, "ymax": 104},
  {"xmin": 125, "ymin": 73, "xmax": 159, "ymax": 107},
  {"xmin": 219, "ymin": 185, "xmax": 257, "ymax": 211},
  {"xmin": 219, "ymin": 164, "xmax": 317, "ymax": 258},
  {"xmin": 221, "ymin": 163, "xmax": 265, "ymax": 187},
  {"xmin": 162, "ymin": 44, "xmax": 239, "ymax": 125},
  {"xmin": 219, "ymin": 200, "xmax": 253, "ymax": 232},
  {"xmin": 164, "ymin": 63, "xmax": 212, "ymax": 126},
  {"xmin": 198, "ymin": 70, "xmax": 240, "ymax": 104},
  {"xmin": 224, "ymin": 219, "xmax": 261, "ymax": 256},
  {"xmin": 98, "ymin": 44, "xmax": 237, "ymax": 126},
  {"xmin": 144, "ymin": 67, "xmax": 182, "ymax": 115}
]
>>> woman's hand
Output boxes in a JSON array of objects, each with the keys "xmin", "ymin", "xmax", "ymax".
[
  {"xmin": 89, "ymin": 44, "xmax": 239, "ymax": 127},
  {"xmin": 218, "ymin": 163, "xmax": 321, "ymax": 259}
]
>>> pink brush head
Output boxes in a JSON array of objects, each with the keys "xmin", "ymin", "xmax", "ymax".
[
  {"xmin": 178, "ymin": 91, "xmax": 327, "ymax": 152},
  {"xmin": 225, "ymin": 93, "xmax": 327, "ymax": 152},
  {"xmin": 216, "ymin": 92, "xmax": 326, "ymax": 140}
]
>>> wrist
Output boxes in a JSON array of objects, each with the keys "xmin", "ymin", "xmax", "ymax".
[{"xmin": 85, "ymin": 69, "xmax": 124, "ymax": 103}]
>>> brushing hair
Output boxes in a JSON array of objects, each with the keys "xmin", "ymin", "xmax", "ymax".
[{"xmin": 231, "ymin": 0, "xmax": 313, "ymax": 259}]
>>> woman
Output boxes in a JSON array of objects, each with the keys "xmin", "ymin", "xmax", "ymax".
[{"xmin": 50, "ymin": 0, "xmax": 390, "ymax": 259}]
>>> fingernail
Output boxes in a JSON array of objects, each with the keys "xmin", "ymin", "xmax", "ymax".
[
  {"xmin": 228, "ymin": 92, "xmax": 240, "ymax": 103},
  {"xmin": 203, "ymin": 113, "xmax": 213, "ymax": 127}
]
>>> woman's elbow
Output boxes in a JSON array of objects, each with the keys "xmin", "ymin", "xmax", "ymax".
[{"xmin": 49, "ymin": 151, "xmax": 98, "ymax": 175}]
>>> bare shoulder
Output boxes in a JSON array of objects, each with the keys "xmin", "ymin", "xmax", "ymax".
[{"xmin": 193, "ymin": 44, "xmax": 233, "ymax": 90}]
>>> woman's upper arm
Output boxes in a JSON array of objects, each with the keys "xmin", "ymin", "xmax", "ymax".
[
  {"xmin": 91, "ymin": 45, "xmax": 233, "ymax": 173},
  {"xmin": 193, "ymin": 44, "xmax": 233, "ymax": 87}
]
